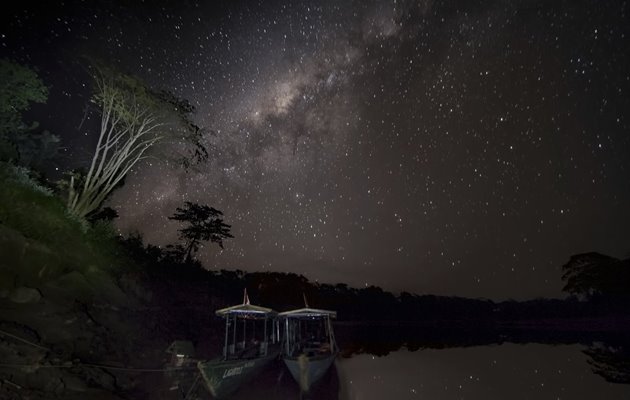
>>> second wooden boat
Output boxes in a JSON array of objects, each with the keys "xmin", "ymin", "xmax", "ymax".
[{"xmin": 279, "ymin": 306, "xmax": 338, "ymax": 392}]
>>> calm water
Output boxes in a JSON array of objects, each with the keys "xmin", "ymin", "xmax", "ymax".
[
  {"xmin": 200, "ymin": 341, "xmax": 630, "ymax": 400},
  {"xmin": 172, "ymin": 323, "xmax": 630, "ymax": 399},
  {"xmin": 337, "ymin": 343, "xmax": 630, "ymax": 399}
]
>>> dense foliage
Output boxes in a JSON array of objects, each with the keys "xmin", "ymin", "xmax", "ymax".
[
  {"xmin": 0, "ymin": 59, "xmax": 60, "ymax": 170},
  {"xmin": 0, "ymin": 164, "xmax": 126, "ymax": 291},
  {"xmin": 0, "ymin": 58, "xmax": 48, "ymax": 136}
]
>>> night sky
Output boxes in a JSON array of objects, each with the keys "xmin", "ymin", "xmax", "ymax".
[{"xmin": 3, "ymin": 0, "xmax": 629, "ymax": 300}]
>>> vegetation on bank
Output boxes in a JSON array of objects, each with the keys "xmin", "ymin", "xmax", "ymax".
[
  {"xmin": 126, "ymin": 232, "xmax": 630, "ymax": 325},
  {"xmin": 0, "ymin": 56, "xmax": 211, "ymax": 291},
  {"xmin": 0, "ymin": 164, "xmax": 126, "ymax": 292}
]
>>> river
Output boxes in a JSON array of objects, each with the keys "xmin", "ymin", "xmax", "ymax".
[{"xmin": 197, "ymin": 328, "xmax": 630, "ymax": 400}]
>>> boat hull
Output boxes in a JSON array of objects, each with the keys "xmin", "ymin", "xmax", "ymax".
[
  {"xmin": 198, "ymin": 351, "xmax": 279, "ymax": 398},
  {"xmin": 283, "ymin": 353, "xmax": 337, "ymax": 392}
]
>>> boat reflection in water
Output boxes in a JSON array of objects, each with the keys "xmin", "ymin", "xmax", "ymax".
[
  {"xmin": 279, "ymin": 307, "xmax": 339, "ymax": 393},
  {"xmin": 197, "ymin": 291, "xmax": 280, "ymax": 399},
  {"xmin": 192, "ymin": 320, "xmax": 630, "ymax": 400}
]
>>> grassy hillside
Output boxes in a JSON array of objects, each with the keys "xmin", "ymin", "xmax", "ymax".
[
  {"xmin": 0, "ymin": 164, "xmax": 173, "ymax": 399},
  {"xmin": 0, "ymin": 164, "xmax": 125, "ymax": 292}
]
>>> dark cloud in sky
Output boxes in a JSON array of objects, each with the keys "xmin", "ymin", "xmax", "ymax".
[{"xmin": 3, "ymin": 0, "xmax": 629, "ymax": 299}]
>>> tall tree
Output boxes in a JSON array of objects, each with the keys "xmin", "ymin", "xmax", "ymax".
[
  {"xmin": 168, "ymin": 201, "xmax": 233, "ymax": 262},
  {"xmin": 66, "ymin": 62, "xmax": 208, "ymax": 218}
]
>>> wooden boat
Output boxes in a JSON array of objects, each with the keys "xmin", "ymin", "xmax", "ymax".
[
  {"xmin": 198, "ymin": 291, "xmax": 280, "ymax": 399},
  {"xmin": 279, "ymin": 306, "xmax": 338, "ymax": 392}
]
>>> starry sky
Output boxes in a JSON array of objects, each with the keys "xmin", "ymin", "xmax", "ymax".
[{"xmin": 2, "ymin": 0, "xmax": 629, "ymax": 300}]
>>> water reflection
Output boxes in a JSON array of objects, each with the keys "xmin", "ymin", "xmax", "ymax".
[
  {"xmin": 205, "ymin": 358, "xmax": 339, "ymax": 399},
  {"xmin": 186, "ymin": 327, "xmax": 630, "ymax": 399},
  {"xmin": 337, "ymin": 344, "xmax": 630, "ymax": 400},
  {"xmin": 584, "ymin": 341, "xmax": 630, "ymax": 384}
]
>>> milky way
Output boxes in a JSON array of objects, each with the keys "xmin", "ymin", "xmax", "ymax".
[{"xmin": 3, "ymin": 0, "xmax": 629, "ymax": 299}]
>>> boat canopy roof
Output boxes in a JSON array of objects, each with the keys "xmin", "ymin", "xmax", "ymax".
[
  {"xmin": 278, "ymin": 307, "xmax": 337, "ymax": 319},
  {"xmin": 215, "ymin": 303, "xmax": 277, "ymax": 318}
]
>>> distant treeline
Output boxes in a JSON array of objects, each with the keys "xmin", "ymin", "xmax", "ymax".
[
  {"xmin": 121, "ymin": 235, "xmax": 630, "ymax": 329},
  {"xmin": 119, "ymin": 234, "xmax": 630, "ymax": 384}
]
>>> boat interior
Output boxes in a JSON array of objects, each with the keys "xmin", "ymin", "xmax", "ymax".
[{"xmin": 222, "ymin": 313, "xmax": 280, "ymax": 360}]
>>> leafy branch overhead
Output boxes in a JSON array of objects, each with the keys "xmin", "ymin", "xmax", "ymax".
[
  {"xmin": 0, "ymin": 59, "xmax": 60, "ymax": 168},
  {"xmin": 168, "ymin": 201, "xmax": 233, "ymax": 262},
  {"xmin": 0, "ymin": 58, "xmax": 48, "ymax": 137}
]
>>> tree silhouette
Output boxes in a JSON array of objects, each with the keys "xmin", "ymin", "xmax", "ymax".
[
  {"xmin": 168, "ymin": 202, "xmax": 233, "ymax": 262},
  {"xmin": 561, "ymin": 252, "xmax": 630, "ymax": 299}
]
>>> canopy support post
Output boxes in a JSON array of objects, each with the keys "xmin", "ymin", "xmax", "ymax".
[{"xmin": 223, "ymin": 316, "xmax": 229, "ymax": 359}]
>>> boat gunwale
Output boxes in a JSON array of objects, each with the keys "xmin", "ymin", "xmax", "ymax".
[{"xmin": 283, "ymin": 351, "xmax": 338, "ymax": 362}]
